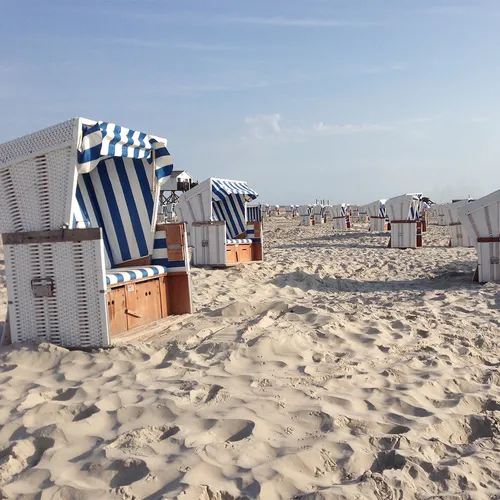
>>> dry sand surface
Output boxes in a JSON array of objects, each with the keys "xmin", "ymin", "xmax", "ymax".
[{"xmin": 0, "ymin": 219, "xmax": 499, "ymax": 499}]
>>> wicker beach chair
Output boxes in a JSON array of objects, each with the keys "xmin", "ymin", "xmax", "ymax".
[
  {"xmin": 0, "ymin": 118, "xmax": 192, "ymax": 347},
  {"xmin": 176, "ymin": 178, "xmax": 262, "ymax": 267}
]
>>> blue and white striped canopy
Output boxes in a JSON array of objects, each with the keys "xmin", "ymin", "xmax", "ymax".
[
  {"xmin": 78, "ymin": 121, "xmax": 173, "ymax": 181},
  {"xmin": 72, "ymin": 120, "xmax": 174, "ymax": 268},
  {"xmin": 211, "ymin": 179, "xmax": 258, "ymax": 202},
  {"xmin": 210, "ymin": 178, "xmax": 258, "ymax": 239}
]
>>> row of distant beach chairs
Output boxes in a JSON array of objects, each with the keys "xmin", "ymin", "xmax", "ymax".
[
  {"xmin": 0, "ymin": 118, "xmax": 499, "ymax": 350},
  {"xmin": 262, "ymin": 193, "xmax": 500, "ymax": 285}
]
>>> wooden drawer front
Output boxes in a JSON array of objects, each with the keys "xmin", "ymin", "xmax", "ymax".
[
  {"xmin": 226, "ymin": 245, "xmax": 237, "ymax": 264},
  {"xmin": 125, "ymin": 279, "xmax": 162, "ymax": 330},
  {"xmin": 108, "ymin": 287, "xmax": 128, "ymax": 337},
  {"xmin": 236, "ymin": 243, "xmax": 253, "ymax": 263}
]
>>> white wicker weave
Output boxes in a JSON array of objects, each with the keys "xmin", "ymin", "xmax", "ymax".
[
  {"xmin": 4, "ymin": 235, "xmax": 108, "ymax": 348},
  {"xmin": 0, "ymin": 119, "xmax": 78, "ymax": 233}
]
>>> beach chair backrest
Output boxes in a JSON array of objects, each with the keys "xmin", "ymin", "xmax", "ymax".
[
  {"xmin": 0, "ymin": 119, "xmax": 78, "ymax": 234},
  {"xmin": 385, "ymin": 194, "xmax": 419, "ymax": 221},
  {"xmin": 459, "ymin": 189, "xmax": 500, "ymax": 239}
]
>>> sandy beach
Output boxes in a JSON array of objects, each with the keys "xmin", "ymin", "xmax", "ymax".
[{"xmin": 0, "ymin": 218, "xmax": 499, "ymax": 499}]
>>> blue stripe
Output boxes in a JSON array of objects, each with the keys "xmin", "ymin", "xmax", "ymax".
[
  {"xmin": 138, "ymin": 132, "xmax": 146, "ymax": 151},
  {"xmin": 114, "ymin": 157, "xmax": 149, "ymax": 257},
  {"xmin": 81, "ymin": 175, "xmax": 115, "ymax": 268},
  {"xmin": 228, "ymin": 195, "xmax": 246, "ymax": 237},
  {"xmin": 154, "ymin": 238, "xmax": 167, "ymax": 249},
  {"xmin": 107, "ymin": 124, "xmax": 121, "ymax": 157},
  {"xmin": 134, "ymin": 159, "xmax": 154, "ymax": 221},
  {"xmin": 156, "ymin": 164, "xmax": 174, "ymax": 180},
  {"xmin": 151, "ymin": 258, "xmax": 169, "ymax": 266},
  {"xmin": 218, "ymin": 198, "xmax": 239, "ymax": 238},
  {"xmin": 122, "ymin": 128, "xmax": 134, "ymax": 158},
  {"xmin": 79, "ymin": 143, "xmax": 102, "ymax": 165},
  {"xmin": 166, "ymin": 260, "xmax": 186, "ymax": 268},
  {"xmin": 97, "ymin": 162, "xmax": 131, "ymax": 262}
]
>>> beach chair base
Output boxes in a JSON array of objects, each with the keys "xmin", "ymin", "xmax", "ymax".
[
  {"xmin": 0, "ymin": 312, "xmax": 11, "ymax": 346},
  {"xmin": 369, "ymin": 217, "xmax": 386, "ymax": 232},
  {"xmin": 474, "ymin": 238, "xmax": 500, "ymax": 283},
  {"xmin": 449, "ymin": 223, "xmax": 474, "ymax": 247},
  {"xmin": 107, "ymin": 272, "xmax": 192, "ymax": 337},
  {"xmin": 388, "ymin": 221, "xmax": 422, "ymax": 249},
  {"xmin": 192, "ymin": 221, "xmax": 263, "ymax": 267},
  {"xmin": 300, "ymin": 215, "xmax": 312, "ymax": 226},
  {"xmin": 332, "ymin": 216, "xmax": 348, "ymax": 231}
]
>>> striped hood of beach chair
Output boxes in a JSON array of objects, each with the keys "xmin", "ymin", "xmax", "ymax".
[
  {"xmin": 210, "ymin": 179, "xmax": 258, "ymax": 239},
  {"xmin": 72, "ymin": 121, "xmax": 174, "ymax": 268},
  {"xmin": 247, "ymin": 205, "xmax": 262, "ymax": 222}
]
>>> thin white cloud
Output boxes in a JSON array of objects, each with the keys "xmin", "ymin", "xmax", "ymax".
[
  {"xmin": 245, "ymin": 114, "xmax": 281, "ymax": 139},
  {"xmin": 243, "ymin": 114, "xmax": 391, "ymax": 141},
  {"xmin": 218, "ymin": 16, "xmax": 381, "ymax": 27},
  {"xmin": 163, "ymin": 81, "xmax": 269, "ymax": 96},
  {"xmin": 94, "ymin": 37, "xmax": 162, "ymax": 48},
  {"xmin": 420, "ymin": 5, "xmax": 480, "ymax": 15},
  {"xmin": 91, "ymin": 38, "xmax": 237, "ymax": 51},
  {"xmin": 173, "ymin": 42, "xmax": 239, "ymax": 51},
  {"xmin": 313, "ymin": 122, "xmax": 392, "ymax": 135},
  {"xmin": 353, "ymin": 63, "xmax": 408, "ymax": 75}
]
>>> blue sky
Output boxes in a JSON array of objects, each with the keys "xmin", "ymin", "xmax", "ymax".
[{"xmin": 1, "ymin": 0, "xmax": 499, "ymax": 204}]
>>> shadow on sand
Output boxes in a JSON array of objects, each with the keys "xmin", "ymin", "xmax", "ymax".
[{"xmin": 270, "ymin": 262, "xmax": 478, "ymax": 294}]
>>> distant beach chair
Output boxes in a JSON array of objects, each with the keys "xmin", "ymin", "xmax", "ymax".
[
  {"xmin": 269, "ymin": 205, "xmax": 279, "ymax": 217},
  {"xmin": 350, "ymin": 204, "xmax": 361, "ymax": 223},
  {"xmin": 442, "ymin": 199, "xmax": 474, "ymax": 247},
  {"xmin": 298, "ymin": 205, "xmax": 312, "ymax": 226},
  {"xmin": 176, "ymin": 177, "xmax": 262, "ymax": 267},
  {"xmin": 331, "ymin": 204, "xmax": 350, "ymax": 231},
  {"xmin": 458, "ymin": 190, "xmax": 500, "ymax": 283},
  {"xmin": 364, "ymin": 199, "xmax": 388, "ymax": 232},
  {"xmin": 435, "ymin": 204, "xmax": 447, "ymax": 226},
  {"xmin": 0, "ymin": 118, "xmax": 192, "ymax": 347},
  {"xmin": 312, "ymin": 204, "xmax": 324, "ymax": 225},
  {"xmin": 385, "ymin": 194, "xmax": 423, "ymax": 248}
]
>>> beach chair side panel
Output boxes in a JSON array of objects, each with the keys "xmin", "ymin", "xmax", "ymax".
[
  {"xmin": 0, "ymin": 119, "xmax": 78, "ymax": 234},
  {"xmin": 192, "ymin": 222, "xmax": 227, "ymax": 266},
  {"xmin": 155, "ymin": 223, "xmax": 193, "ymax": 314},
  {"xmin": 3, "ymin": 229, "xmax": 109, "ymax": 348}
]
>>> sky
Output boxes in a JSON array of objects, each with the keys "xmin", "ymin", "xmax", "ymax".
[{"xmin": 1, "ymin": 0, "xmax": 499, "ymax": 204}]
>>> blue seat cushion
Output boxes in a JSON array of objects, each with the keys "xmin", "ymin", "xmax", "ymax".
[{"xmin": 106, "ymin": 265, "xmax": 168, "ymax": 286}]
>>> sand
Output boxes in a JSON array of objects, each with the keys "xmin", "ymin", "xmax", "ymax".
[{"xmin": 0, "ymin": 219, "xmax": 499, "ymax": 499}]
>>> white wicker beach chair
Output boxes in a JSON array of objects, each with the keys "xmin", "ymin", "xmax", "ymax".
[
  {"xmin": 364, "ymin": 199, "xmax": 388, "ymax": 232},
  {"xmin": 442, "ymin": 200, "xmax": 474, "ymax": 247},
  {"xmin": 298, "ymin": 205, "xmax": 312, "ymax": 226},
  {"xmin": 385, "ymin": 194, "xmax": 423, "ymax": 248},
  {"xmin": 0, "ymin": 118, "xmax": 192, "ymax": 348},
  {"xmin": 458, "ymin": 190, "xmax": 500, "ymax": 283},
  {"xmin": 175, "ymin": 178, "xmax": 262, "ymax": 267},
  {"xmin": 331, "ymin": 204, "xmax": 350, "ymax": 231},
  {"xmin": 312, "ymin": 204, "xmax": 324, "ymax": 225}
]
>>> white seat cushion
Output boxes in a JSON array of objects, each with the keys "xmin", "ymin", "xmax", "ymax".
[{"xmin": 226, "ymin": 238, "xmax": 253, "ymax": 244}]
